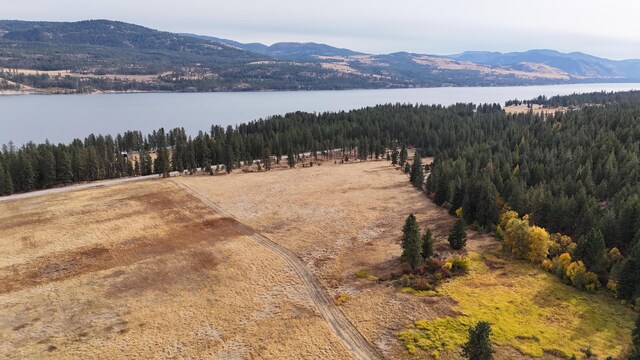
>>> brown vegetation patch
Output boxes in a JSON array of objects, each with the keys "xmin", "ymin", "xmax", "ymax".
[
  {"xmin": 484, "ymin": 258, "xmax": 507, "ymax": 270},
  {"xmin": 1, "ymin": 212, "xmax": 53, "ymax": 229},
  {"xmin": 0, "ymin": 226, "xmax": 229, "ymax": 294},
  {"xmin": 12, "ymin": 323, "xmax": 29, "ymax": 331},
  {"xmin": 0, "ymin": 182, "xmax": 247, "ymax": 294},
  {"xmin": 104, "ymin": 248, "xmax": 220, "ymax": 299},
  {"xmin": 421, "ymin": 295, "xmax": 463, "ymax": 318}
]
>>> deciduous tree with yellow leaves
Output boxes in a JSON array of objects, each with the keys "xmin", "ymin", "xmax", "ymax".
[{"xmin": 502, "ymin": 213, "xmax": 550, "ymax": 264}]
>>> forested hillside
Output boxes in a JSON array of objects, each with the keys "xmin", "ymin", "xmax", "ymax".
[
  {"xmin": 3, "ymin": 90, "xmax": 640, "ymax": 303},
  {"xmin": 2, "ymin": 20, "xmax": 640, "ymax": 93},
  {"xmin": 0, "ymin": 20, "xmax": 387, "ymax": 92}
]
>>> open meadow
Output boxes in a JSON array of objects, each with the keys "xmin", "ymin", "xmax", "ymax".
[
  {"xmin": 0, "ymin": 160, "xmax": 635, "ymax": 359},
  {"xmin": 0, "ymin": 180, "xmax": 350, "ymax": 359}
]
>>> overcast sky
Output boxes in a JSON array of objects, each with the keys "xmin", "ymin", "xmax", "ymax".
[{"xmin": 3, "ymin": 0, "xmax": 640, "ymax": 59}]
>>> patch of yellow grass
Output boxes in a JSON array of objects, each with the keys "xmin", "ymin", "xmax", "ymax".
[
  {"xmin": 335, "ymin": 293, "xmax": 350, "ymax": 305},
  {"xmin": 355, "ymin": 270, "xmax": 378, "ymax": 281},
  {"xmin": 399, "ymin": 252, "xmax": 635, "ymax": 358},
  {"xmin": 398, "ymin": 316, "xmax": 471, "ymax": 357},
  {"xmin": 400, "ymin": 288, "xmax": 438, "ymax": 297}
]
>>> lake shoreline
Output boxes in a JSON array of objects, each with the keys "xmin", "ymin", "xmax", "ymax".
[
  {"xmin": 3, "ymin": 83, "xmax": 640, "ymax": 146},
  {"xmin": 2, "ymin": 81, "xmax": 640, "ymax": 97}
]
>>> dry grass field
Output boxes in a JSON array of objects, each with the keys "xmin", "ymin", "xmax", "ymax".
[
  {"xmin": 0, "ymin": 180, "xmax": 349, "ymax": 359},
  {"xmin": 503, "ymin": 104, "xmax": 566, "ymax": 115},
  {"xmin": 176, "ymin": 160, "xmax": 449, "ymax": 357},
  {"xmin": 0, "ymin": 159, "xmax": 635, "ymax": 359}
]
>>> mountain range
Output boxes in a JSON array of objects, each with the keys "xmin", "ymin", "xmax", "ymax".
[{"xmin": 1, "ymin": 19, "xmax": 639, "ymax": 93}]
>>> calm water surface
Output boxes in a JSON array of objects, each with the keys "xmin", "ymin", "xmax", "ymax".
[{"xmin": 2, "ymin": 83, "xmax": 640, "ymax": 145}]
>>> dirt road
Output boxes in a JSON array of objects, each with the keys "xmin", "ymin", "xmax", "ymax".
[
  {"xmin": 173, "ymin": 180, "xmax": 382, "ymax": 360},
  {"xmin": 0, "ymin": 174, "xmax": 163, "ymax": 202}
]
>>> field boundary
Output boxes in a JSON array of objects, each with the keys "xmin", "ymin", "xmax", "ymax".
[
  {"xmin": 0, "ymin": 174, "xmax": 162, "ymax": 202},
  {"xmin": 172, "ymin": 180, "xmax": 382, "ymax": 360}
]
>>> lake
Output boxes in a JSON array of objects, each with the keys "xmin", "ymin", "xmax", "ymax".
[{"xmin": 2, "ymin": 83, "xmax": 640, "ymax": 146}]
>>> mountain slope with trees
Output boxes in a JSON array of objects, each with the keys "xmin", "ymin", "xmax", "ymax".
[{"xmin": 1, "ymin": 20, "xmax": 640, "ymax": 93}]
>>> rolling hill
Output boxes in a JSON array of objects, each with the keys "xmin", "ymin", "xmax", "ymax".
[
  {"xmin": 448, "ymin": 49, "xmax": 640, "ymax": 80},
  {"xmin": 1, "ymin": 19, "xmax": 639, "ymax": 93}
]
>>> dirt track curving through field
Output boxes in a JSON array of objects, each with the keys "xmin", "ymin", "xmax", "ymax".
[
  {"xmin": 0, "ymin": 174, "xmax": 161, "ymax": 202},
  {"xmin": 173, "ymin": 180, "xmax": 382, "ymax": 360}
]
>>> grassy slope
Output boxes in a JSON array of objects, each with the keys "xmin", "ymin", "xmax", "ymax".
[{"xmin": 399, "ymin": 251, "xmax": 635, "ymax": 358}]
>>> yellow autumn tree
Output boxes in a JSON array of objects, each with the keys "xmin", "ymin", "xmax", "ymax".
[
  {"xmin": 557, "ymin": 252, "xmax": 572, "ymax": 268},
  {"xmin": 499, "ymin": 210, "xmax": 519, "ymax": 230},
  {"xmin": 527, "ymin": 226, "xmax": 550, "ymax": 263},
  {"xmin": 566, "ymin": 261, "xmax": 587, "ymax": 282},
  {"xmin": 548, "ymin": 233, "xmax": 575, "ymax": 258},
  {"xmin": 503, "ymin": 214, "xmax": 549, "ymax": 263},
  {"xmin": 503, "ymin": 217, "xmax": 530, "ymax": 259}
]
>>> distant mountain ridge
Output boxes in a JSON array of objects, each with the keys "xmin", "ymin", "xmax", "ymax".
[
  {"xmin": 447, "ymin": 49, "xmax": 640, "ymax": 79},
  {"xmin": 186, "ymin": 34, "xmax": 640, "ymax": 81},
  {"xmin": 0, "ymin": 19, "xmax": 639, "ymax": 94},
  {"xmin": 185, "ymin": 34, "xmax": 363, "ymax": 60}
]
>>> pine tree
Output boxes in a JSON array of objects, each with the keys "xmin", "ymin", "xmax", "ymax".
[
  {"xmin": 263, "ymin": 148, "xmax": 272, "ymax": 171},
  {"xmin": 358, "ymin": 140, "xmax": 368, "ymax": 161},
  {"xmin": 70, "ymin": 146, "xmax": 85, "ymax": 182},
  {"xmin": 391, "ymin": 149, "xmax": 399, "ymax": 166},
  {"xmin": 628, "ymin": 315, "xmax": 640, "ymax": 360},
  {"xmin": 410, "ymin": 149, "xmax": 424, "ymax": 189},
  {"xmin": 156, "ymin": 147, "xmax": 171, "ymax": 177},
  {"xmin": 448, "ymin": 218, "xmax": 467, "ymax": 250},
  {"xmin": 461, "ymin": 321, "xmax": 494, "ymax": 360},
  {"xmin": 39, "ymin": 148, "xmax": 56, "ymax": 188},
  {"xmin": 142, "ymin": 152, "xmax": 153, "ymax": 175},
  {"xmin": 18, "ymin": 151, "xmax": 35, "ymax": 191},
  {"xmin": 422, "ymin": 228, "xmax": 434, "ymax": 259},
  {"xmin": 0, "ymin": 161, "xmax": 7, "ymax": 195},
  {"xmin": 433, "ymin": 164, "xmax": 451, "ymax": 206},
  {"xmin": 463, "ymin": 175, "xmax": 499, "ymax": 228},
  {"xmin": 402, "ymin": 214, "xmax": 418, "ymax": 253},
  {"xmin": 401, "ymin": 214, "xmax": 423, "ymax": 271},
  {"xmin": 449, "ymin": 179, "xmax": 465, "ymax": 215},
  {"xmin": 573, "ymin": 228, "xmax": 606, "ymax": 273},
  {"xmin": 618, "ymin": 196, "xmax": 640, "ymax": 250},
  {"xmin": 4, "ymin": 164, "xmax": 13, "ymax": 195},
  {"xmin": 618, "ymin": 244, "xmax": 640, "ymax": 301},
  {"xmin": 287, "ymin": 146, "xmax": 296, "ymax": 168},
  {"xmin": 224, "ymin": 144, "xmax": 234, "ymax": 174},
  {"xmin": 56, "ymin": 148, "xmax": 73, "ymax": 183},
  {"xmin": 172, "ymin": 140, "xmax": 184, "ymax": 172},
  {"xmin": 125, "ymin": 158, "xmax": 134, "ymax": 176},
  {"xmin": 399, "ymin": 144, "xmax": 408, "ymax": 167},
  {"xmin": 406, "ymin": 229, "xmax": 423, "ymax": 271},
  {"xmin": 85, "ymin": 146, "xmax": 99, "ymax": 181},
  {"xmin": 134, "ymin": 159, "xmax": 140, "ymax": 175}
]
